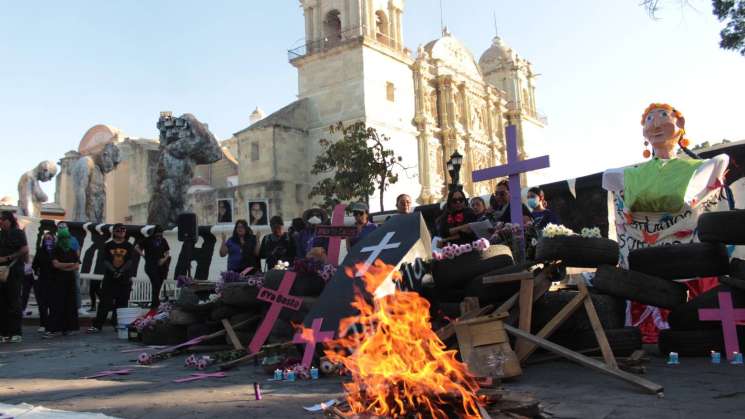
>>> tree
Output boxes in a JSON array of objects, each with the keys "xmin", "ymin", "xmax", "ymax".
[
  {"xmin": 309, "ymin": 121, "xmax": 405, "ymax": 212},
  {"xmin": 642, "ymin": 0, "xmax": 745, "ymax": 56}
]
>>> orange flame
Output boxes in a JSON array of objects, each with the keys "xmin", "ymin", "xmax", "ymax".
[{"xmin": 325, "ymin": 260, "xmax": 482, "ymax": 418}]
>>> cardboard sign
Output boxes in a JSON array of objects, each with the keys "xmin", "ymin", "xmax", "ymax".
[
  {"xmin": 303, "ymin": 213, "xmax": 432, "ymax": 335},
  {"xmin": 257, "ymin": 287, "xmax": 303, "ymax": 311}
]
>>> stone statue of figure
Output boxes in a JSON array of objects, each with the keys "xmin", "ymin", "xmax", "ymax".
[
  {"xmin": 17, "ymin": 160, "xmax": 58, "ymax": 218},
  {"xmin": 71, "ymin": 142, "xmax": 122, "ymax": 223},
  {"xmin": 147, "ymin": 113, "xmax": 222, "ymax": 227}
]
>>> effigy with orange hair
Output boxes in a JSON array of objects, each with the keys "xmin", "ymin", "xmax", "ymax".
[{"xmin": 602, "ymin": 103, "xmax": 729, "ymax": 343}]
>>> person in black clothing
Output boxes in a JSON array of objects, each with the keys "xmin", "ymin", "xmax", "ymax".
[
  {"xmin": 489, "ymin": 179, "xmax": 533, "ymax": 225},
  {"xmin": 526, "ymin": 186, "xmax": 560, "ymax": 230},
  {"xmin": 88, "ymin": 223, "xmax": 136, "ymax": 333},
  {"xmin": 32, "ymin": 232, "xmax": 56, "ymax": 333},
  {"xmin": 136, "ymin": 225, "xmax": 171, "ymax": 308},
  {"xmin": 259, "ymin": 216, "xmax": 296, "ymax": 269},
  {"xmin": 47, "ymin": 227, "xmax": 80, "ymax": 337},
  {"xmin": 436, "ymin": 189, "xmax": 478, "ymax": 244},
  {"xmin": 0, "ymin": 211, "xmax": 29, "ymax": 343}
]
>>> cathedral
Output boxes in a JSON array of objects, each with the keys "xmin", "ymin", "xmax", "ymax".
[{"xmin": 54, "ymin": 0, "xmax": 544, "ymax": 224}]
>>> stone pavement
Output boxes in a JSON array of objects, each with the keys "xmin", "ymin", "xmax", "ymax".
[{"xmin": 1, "ymin": 331, "xmax": 744, "ymax": 418}]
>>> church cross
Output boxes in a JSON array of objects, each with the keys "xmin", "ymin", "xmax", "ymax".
[
  {"xmin": 248, "ymin": 271, "xmax": 303, "ymax": 354},
  {"xmin": 698, "ymin": 292, "xmax": 745, "ymax": 360},
  {"xmin": 356, "ymin": 232, "xmax": 401, "ymax": 277},
  {"xmin": 293, "ymin": 317, "xmax": 336, "ymax": 369},
  {"xmin": 471, "ymin": 125, "xmax": 550, "ymax": 227}
]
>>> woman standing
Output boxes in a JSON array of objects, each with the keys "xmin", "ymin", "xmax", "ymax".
[
  {"xmin": 136, "ymin": 226, "xmax": 170, "ymax": 309},
  {"xmin": 32, "ymin": 232, "xmax": 56, "ymax": 333},
  {"xmin": 0, "ymin": 211, "xmax": 29, "ymax": 343},
  {"xmin": 220, "ymin": 220, "xmax": 260, "ymax": 273},
  {"xmin": 47, "ymin": 227, "xmax": 80, "ymax": 337}
]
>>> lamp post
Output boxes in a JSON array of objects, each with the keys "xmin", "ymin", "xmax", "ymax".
[{"xmin": 447, "ymin": 150, "xmax": 463, "ymax": 192}]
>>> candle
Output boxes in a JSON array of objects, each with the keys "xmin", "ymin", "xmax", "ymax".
[
  {"xmin": 731, "ymin": 352, "xmax": 744, "ymax": 365},
  {"xmin": 667, "ymin": 352, "xmax": 679, "ymax": 365},
  {"xmin": 253, "ymin": 382, "xmax": 262, "ymax": 400},
  {"xmin": 711, "ymin": 351, "xmax": 721, "ymax": 364}
]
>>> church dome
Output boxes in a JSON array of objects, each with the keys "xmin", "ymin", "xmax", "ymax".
[
  {"xmin": 422, "ymin": 33, "xmax": 483, "ymax": 81},
  {"xmin": 250, "ymin": 107, "xmax": 266, "ymax": 125},
  {"xmin": 479, "ymin": 36, "xmax": 516, "ymax": 74}
]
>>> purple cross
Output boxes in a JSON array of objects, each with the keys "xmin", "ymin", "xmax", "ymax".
[
  {"xmin": 293, "ymin": 317, "xmax": 335, "ymax": 369},
  {"xmin": 698, "ymin": 292, "xmax": 745, "ymax": 360},
  {"xmin": 83, "ymin": 368, "xmax": 132, "ymax": 379},
  {"xmin": 471, "ymin": 125, "xmax": 550, "ymax": 227},
  {"xmin": 248, "ymin": 271, "xmax": 303, "ymax": 354}
]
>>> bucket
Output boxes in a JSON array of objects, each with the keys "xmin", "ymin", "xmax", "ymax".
[
  {"xmin": 116, "ymin": 307, "xmax": 143, "ymax": 327},
  {"xmin": 116, "ymin": 326, "xmax": 128, "ymax": 340}
]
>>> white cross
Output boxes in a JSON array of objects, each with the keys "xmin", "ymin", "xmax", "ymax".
[{"xmin": 356, "ymin": 232, "xmax": 401, "ymax": 277}]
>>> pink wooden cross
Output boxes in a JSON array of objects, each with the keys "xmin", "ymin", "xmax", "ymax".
[
  {"xmin": 248, "ymin": 271, "xmax": 303, "ymax": 354},
  {"xmin": 172, "ymin": 372, "xmax": 226, "ymax": 383},
  {"xmin": 293, "ymin": 317, "xmax": 335, "ymax": 369},
  {"xmin": 83, "ymin": 368, "xmax": 132, "ymax": 379},
  {"xmin": 698, "ymin": 292, "xmax": 745, "ymax": 360},
  {"xmin": 323, "ymin": 204, "xmax": 347, "ymax": 266},
  {"xmin": 472, "ymin": 125, "xmax": 550, "ymax": 228}
]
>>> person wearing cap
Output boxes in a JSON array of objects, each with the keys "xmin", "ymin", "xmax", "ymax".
[
  {"xmin": 0, "ymin": 211, "xmax": 29, "ymax": 343},
  {"xmin": 348, "ymin": 202, "xmax": 378, "ymax": 249},
  {"xmin": 136, "ymin": 225, "xmax": 171, "ymax": 309},
  {"xmin": 89, "ymin": 223, "xmax": 136, "ymax": 333},
  {"xmin": 259, "ymin": 216, "xmax": 296, "ymax": 269}
]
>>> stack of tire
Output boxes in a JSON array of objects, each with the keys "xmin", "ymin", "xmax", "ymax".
[
  {"xmin": 660, "ymin": 210, "xmax": 745, "ymax": 356},
  {"xmin": 431, "ymin": 244, "xmax": 516, "ymax": 306},
  {"xmin": 141, "ymin": 269, "xmax": 322, "ymax": 347},
  {"xmin": 535, "ymin": 235, "xmax": 642, "ymax": 356}
]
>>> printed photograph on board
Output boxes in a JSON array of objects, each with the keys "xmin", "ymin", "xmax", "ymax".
[
  {"xmin": 247, "ymin": 199, "xmax": 269, "ymax": 226},
  {"xmin": 217, "ymin": 198, "xmax": 234, "ymax": 224}
]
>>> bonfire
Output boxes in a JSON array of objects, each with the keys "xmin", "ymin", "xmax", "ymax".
[{"xmin": 323, "ymin": 260, "xmax": 483, "ymax": 418}]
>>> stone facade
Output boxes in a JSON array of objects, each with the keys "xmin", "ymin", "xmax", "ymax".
[{"xmin": 51, "ymin": 0, "xmax": 545, "ymax": 223}]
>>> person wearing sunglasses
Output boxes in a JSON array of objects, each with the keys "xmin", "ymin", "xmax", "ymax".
[
  {"xmin": 436, "ymin": 189, "xmax": 477, "ymax": 245},
  {"xmin": 88, "ymin": 223, "xmax": 135, "ymax": 333},
  {"xmin": 489, "ymin": 180, "xmax": 533, "ymax": 225},
  {"xmin": 348, "ymin": 202, "xmax": 378, "ymax": 249}
]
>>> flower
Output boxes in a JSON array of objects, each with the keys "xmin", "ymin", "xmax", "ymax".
[
  {"xmin": 138, "ymin": 353, "xmax": 153, "ymax": 365},
  {"xmin": 273, "ymin": 260, "xmax": 290, "ymax": 270},
  {"xmin": 580, "ymin": 227, "xmax": 601, "ymax": 238},
  {"xmin": 542, "ymin": 223, "xmax": 575, "ymax": 238}
]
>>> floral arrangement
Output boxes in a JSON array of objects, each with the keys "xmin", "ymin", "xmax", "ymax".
[
  {"xmin": 292, "ymin": 258, "xmax": 338, "ymax": 283},
  {"xmin": 319, "ymin": 264, "xmax": 337, "ymax": 282},
  {"xmin": 273, "ymin": 260, "xmax": 290, "ymax": 270},
  {"xmin": 432, "ymin": 238, "xmax": 490, "ymax": 260},
  {"xmin": 542, "ymin": 223, "xmax": 575, "ymax": 238},
  {"xmin": 580, "ymin": 227, "xmax": 602, "ymax": 238},
  {"xmin": 185, "ymin": 354, "xmax": 214, "ymax": 370},
  {"xmin": 137, "ymin": 351, "xmax": 174, "ymax": 365},
  {"xmin": 216, "ymin": 270, "xmax": 264, "ymax": 295},
  {"xmin": 130, "ymin": 302, "xmax": 172, "ymax": 332}
]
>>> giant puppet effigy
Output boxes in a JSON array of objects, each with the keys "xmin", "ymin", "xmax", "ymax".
[
  {"xmin": 71, "ymin": 142, "xmax": 122, "ymax": 223},
  {"xmin": 602, "ymin": 103, "xmax": 730, "ymax": 342},
  {"xmin": 147, "ymin": 112, "xmax": 222, "ymax": 228},
  {"xmin": 17, "ymin": 160, "xmax": 58, "ymax": 218}
]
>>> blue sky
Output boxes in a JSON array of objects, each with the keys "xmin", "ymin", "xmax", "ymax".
[{"xmin": 1, "ymin": 0, "xmax": 744, "ymax": 201}]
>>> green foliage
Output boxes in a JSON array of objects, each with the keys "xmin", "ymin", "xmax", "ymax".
[
  {"xmin": 309, "ymin": 121, "xmax": 404, "ymax": 212},
  {"xmin": 642, "ymin": 0, "xmax": 745, "ymax": 56}
]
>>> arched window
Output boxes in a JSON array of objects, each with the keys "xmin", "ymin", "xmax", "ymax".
[
  {"xmin": 324, "ymin": 10, "xmax": 342, "ymax": 45},
  {"xmin": 375, "ymin": 10, "xmax": 389, "ymax": 44}
]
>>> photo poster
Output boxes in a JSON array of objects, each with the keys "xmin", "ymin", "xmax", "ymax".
[
  {"xmin": 217, "ymin": 198, "xmax": 234, "ymax": 224},
  {"xmin": 247, "ymin": 199, "xmax": 269, "ymax": 226}
]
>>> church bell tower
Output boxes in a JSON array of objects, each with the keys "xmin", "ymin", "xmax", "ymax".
[{"xmin": 289, "ymin": 0, "xmax": 420, "ymax": 212}]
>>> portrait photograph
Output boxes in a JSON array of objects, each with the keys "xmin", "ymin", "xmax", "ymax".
[
  {"xmin": 217, "ymin": 198, "xmax": 234, "ymax": 224},
  {"xmin": 247, "ymin": 199, "xmax": 269, "ymax": 226}
]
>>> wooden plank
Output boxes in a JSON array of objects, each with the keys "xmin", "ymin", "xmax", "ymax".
[
  {"xmin": 514, "ymin": 278, "xmax": 534, "ymax": 356},
  {"xmin": 577, "ymin": 280, "xmax": 617, "ymax": 369},
  {"xmin": 436, "ymin": 304, "xmax": 494, "ymax": 341},
  {"xmin": 221, "ymin": 318, "xmax": 244, "ymax": 350},
  {"xmin": 460, "ymin": 297, "xmax": 480, "ymax": 316},
  {"xmin": 482, "ymin": 271, "xmax": 534, "ymax": 285},
  {"xmin": 504, "ymin": 324, "xmax": 664, "ymax": 394},
  {"xmin": 517, "ymin": 288, "xmax": 587, "ymax": 361}
]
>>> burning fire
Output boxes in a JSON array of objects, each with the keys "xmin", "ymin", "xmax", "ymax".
[{"xmin": 324, "ymin": 260, "xmax": 482, "ymax": 418}]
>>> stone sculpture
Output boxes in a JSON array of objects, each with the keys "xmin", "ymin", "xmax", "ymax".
[
  {"xmin": 17, "ymin": 160, "xmax": 58, "ymax": 218},
  {"xmin": 147, "ymin": 112, "xmax": 222, "ymax": 227},
  {"xmin": 71, "ymin": 142, "xmax": 122, "ymax": 223}
]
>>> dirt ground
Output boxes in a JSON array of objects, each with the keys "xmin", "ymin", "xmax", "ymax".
[{"xmin": 1, "ymin": 330, "xmax": 744, "ymax": 419}]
